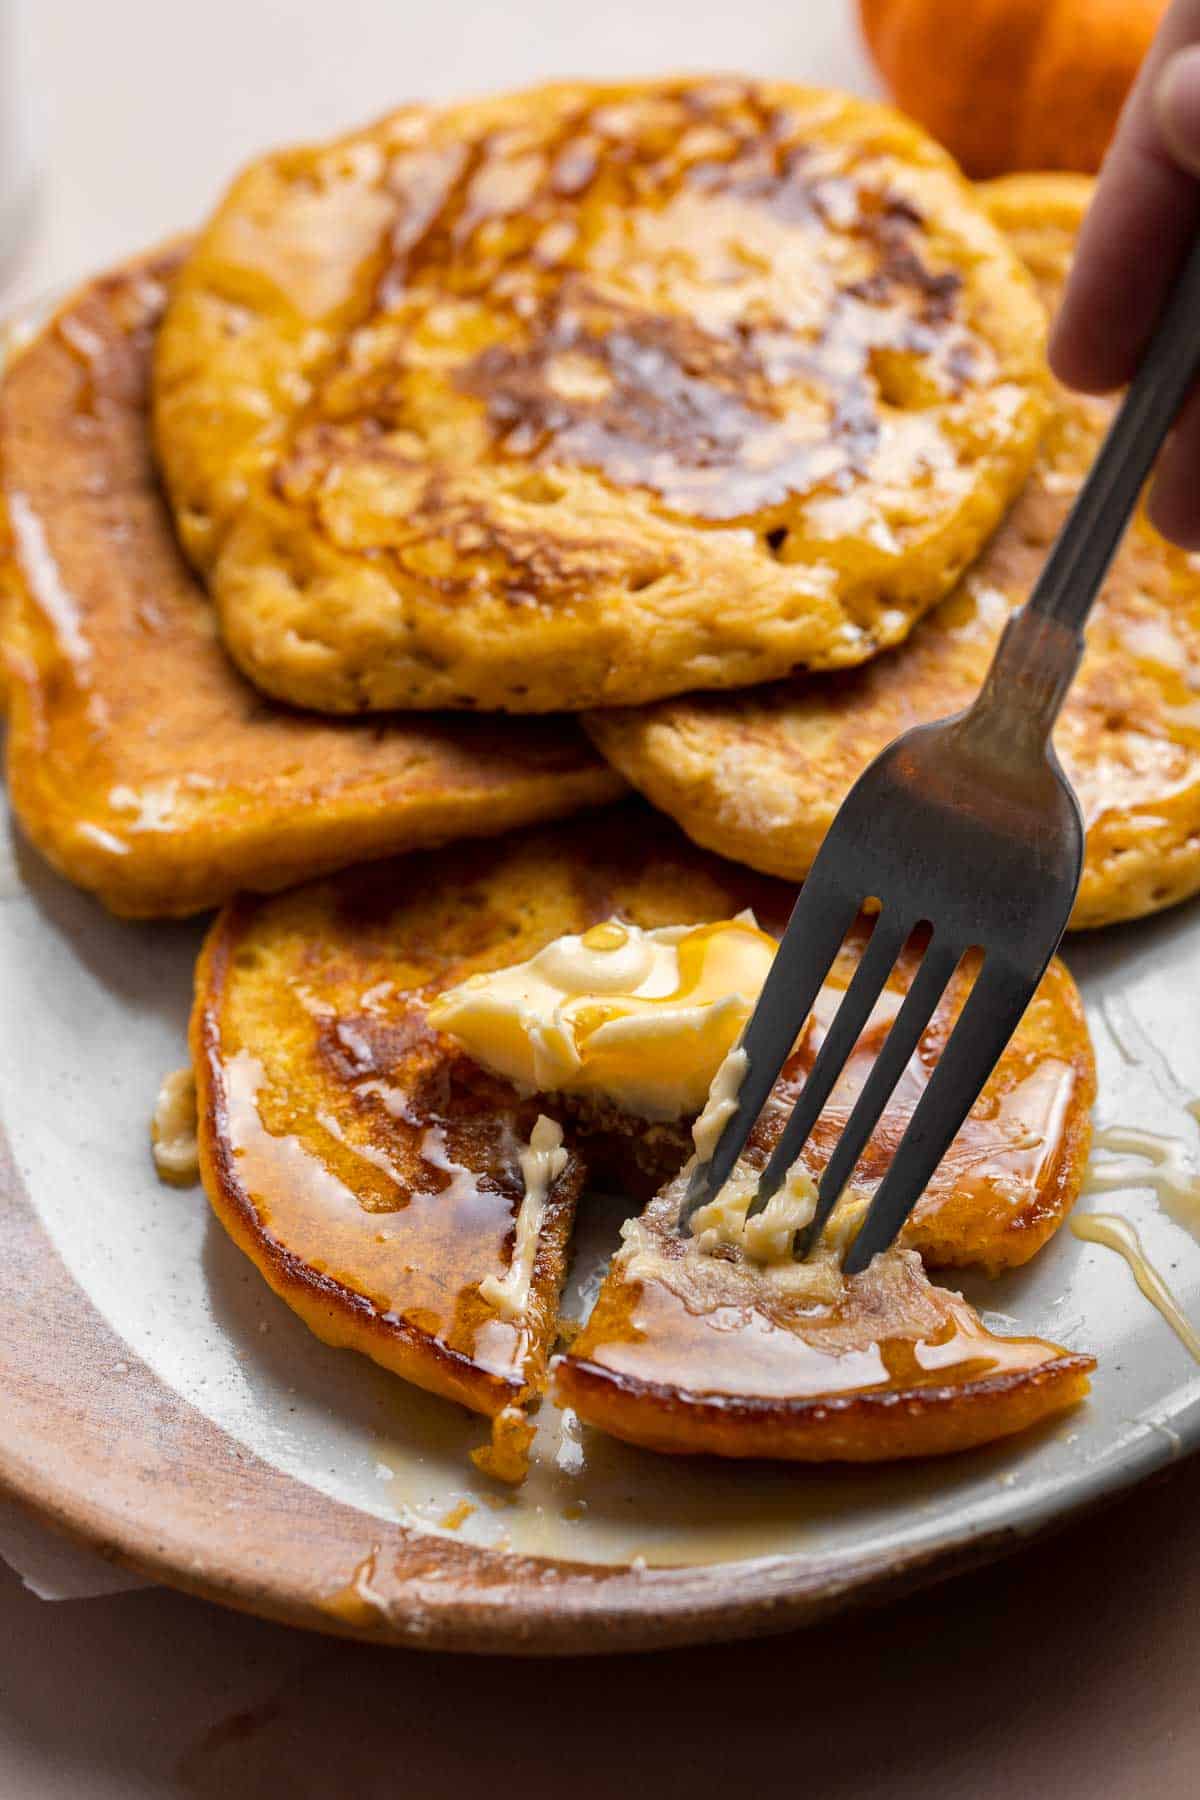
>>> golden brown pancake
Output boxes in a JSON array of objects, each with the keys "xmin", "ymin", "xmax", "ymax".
[
  {"xmin": 154, "ymin": 78, "xmax": 1048, "ymax": 715},
  {"xmin": 555, "ymin": 1169, "xmax": 1092, "ymax": 1462},
  {"xmin": 0, "ymin": 251, "xmax": 622, "ymax": 919},
  {"xmin": 586, "ymin": 175, "xmax": 1200, "ymax": 931},
  {"xmin": 194, "ymin": 805, "xmax": 1094, "ymax": 1461}
]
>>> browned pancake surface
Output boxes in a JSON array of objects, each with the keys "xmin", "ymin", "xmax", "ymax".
[
  {"xmin": 0, "ymin": 252, "xmax": 621, "ymax": 918},
  {"xmin": 153, "ymin": 79, "xmax": 1047, "ymax": 714}
]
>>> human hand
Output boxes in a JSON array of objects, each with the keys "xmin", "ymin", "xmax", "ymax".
[{"xmin": 1051, "ymin": 0, "xmax": 1200, "ymax": 547}]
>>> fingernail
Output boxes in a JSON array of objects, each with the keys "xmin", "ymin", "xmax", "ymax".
[{"xmin": 1156, "ymin": 46, "xmax": 1200, "ymax": 174}]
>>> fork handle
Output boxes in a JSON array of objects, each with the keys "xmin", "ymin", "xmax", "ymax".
[{"xmin": 1027, "ymin": 228, "xmax": 1200, "ymax": 636}]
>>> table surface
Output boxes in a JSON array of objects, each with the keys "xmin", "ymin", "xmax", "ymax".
[
  {"xmin": 2, "ymin": 2, "xmax": 1199, "ymax": 1794},
  {"xmin": 2, "ymin": 1458, "xmax": 1199, "ymax": 1799}
]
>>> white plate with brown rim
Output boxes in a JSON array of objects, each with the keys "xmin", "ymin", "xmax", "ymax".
[{"xmin": 2, "ymin": 760, "xmax": 1200, "ymax": 1653}]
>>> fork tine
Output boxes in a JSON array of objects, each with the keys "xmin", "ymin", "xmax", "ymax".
[
  {"xmin": 746, "ymin": 911, "xmax": 910, "ymax": 1219},
  {"xmin": 841, "ymin": 956, "xmax": 1039, "ymax": 1275},
  {"xmin": 680, "ymin": 875, "xmax": 861, "ymax": 1227},
  {"xmin": 796, "ymin": 936, "xmax": 960, "ymax": 1258}
]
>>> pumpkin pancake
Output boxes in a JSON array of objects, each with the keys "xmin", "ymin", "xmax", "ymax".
[
  {"xmin": 586, "ymin": 175, "xmax": 1200, "ymax": 930},
  {"xmin": 555, "ymin": 1170, "xmax": 1092, "ymax": 1462},
  {"xmin": 194, "ymin": 805, "xmax": 1094, "ymax": 1462},
  {"xmin": 0, "ymin": 251, "xmax": 622, "ymax": 920},
  {"xmin": 153, "ymin": 78, "xmax": 1048, "ymax": 716}
]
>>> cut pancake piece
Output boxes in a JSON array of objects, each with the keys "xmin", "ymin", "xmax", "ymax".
[
  {"xmin": 153, "ymin": 77, "xmax": 1048, "ymax": 715},
  {"xmin": 586, "ymin": 175, "xmax": 1200, "ymax": 930},
  {"xmin": 194, "ymin": 883, "xmax": 585, "ymax": 1421},
  {"xmin": 193, "ymin": 806, "xmax": 1095, "ymax": 1460},
  {"xmin": 555, "ymin": 1169, "xmax": 1093, "ymax": 1462},
  {"xmin": 0, "ymin": 251, "xmax": 621, "ymax": 919}
]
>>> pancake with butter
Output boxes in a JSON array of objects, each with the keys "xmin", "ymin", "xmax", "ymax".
[
  {"xmin": 0, "ymin": 252, "xmax": 621, "ymax": 919},
  {"xmin": 587, "ymin": 175, "xmax": 1200, "ymax": 931},
  {"xmin": 154, "ymin": 78, "xmax": 1048, "ymax": 716},
  {"xmin": 555, "ymin": 1171, "xmax": 1092, "ymax": 1462},
  {"xmin": 194, "ymin": 805, "xmax": 1095, "ymax": 1463}
]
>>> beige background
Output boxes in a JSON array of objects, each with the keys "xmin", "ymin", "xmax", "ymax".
[{"xmin": 2, "ymin": 1, "xmax": 1199, "ymax": 1794}]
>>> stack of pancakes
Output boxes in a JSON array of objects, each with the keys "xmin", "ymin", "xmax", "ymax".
[{"xmin": 5, "ymin": 78, "xmax": 1186, "ymax": 1473}]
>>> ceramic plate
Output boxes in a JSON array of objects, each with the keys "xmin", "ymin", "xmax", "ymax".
[
  {"xmin": 5, "ymin": 232, "xmax": 1200, "ymax": 1651},
  {"xmin": 3, "ymin": 760, "xmax": 1200, "ymax": 1651}
]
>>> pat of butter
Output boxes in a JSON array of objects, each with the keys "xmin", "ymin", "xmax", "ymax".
[
  {"xmin": 427, "ymin": 914, "xmax": 775, "ymax": 1120},
  {"xmin": 692, "ymin": 1043, "xmax": 748, "ymax": 1163},
  {"xmin": 151, "ymin": 1067, "xmax": 199, "ymax": 1186}
]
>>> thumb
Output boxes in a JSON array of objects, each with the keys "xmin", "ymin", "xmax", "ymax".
[{"xmin": 1155, "ymin": 44, "xmax": 1200, "ymax": 177}]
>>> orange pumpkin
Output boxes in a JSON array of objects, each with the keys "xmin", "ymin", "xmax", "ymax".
[{"xmin": 859, "ymin": 0, "xmax": 1165, "ymax": 177}]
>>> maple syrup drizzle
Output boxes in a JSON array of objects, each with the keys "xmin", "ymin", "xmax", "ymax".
[
  {"xmin": 1070, "ymin": 1213, "xmax": 1200, "ymax": 1363},
  {"xmin": 1085, "ymin": 1125, "xmax": 1200, "ymax": 1232},
  {"xmin": 222, "ymin": 1048, "xmax": 528, "ymax": 1382}
]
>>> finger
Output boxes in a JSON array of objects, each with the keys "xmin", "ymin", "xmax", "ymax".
[
  {"xmin": 1050, "ymin": 0, "xmax": 1200, "ymax": 395},
  {"xmin": 1146, "ymin": 379, "xmax": 1200, "ymax": 547},
  {"xmin": 1157, "ymin": 41, "xmax": 1200, "ymax": 172}
]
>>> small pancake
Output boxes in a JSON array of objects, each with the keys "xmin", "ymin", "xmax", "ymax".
[
  {"xmin": 154, "ymin": 78, "xmax": 1048, "ymax": 715},
  {"xmin": 587, "ymin": 175, "xmax": 1200, "ymax": 931},
  {"xmin": 194, "ymin": 805, "xmax": 1094, "ymax": 1456},
  {"xmin": 0, "ymin": 252, "xmax": 622, "ymax": 919}
]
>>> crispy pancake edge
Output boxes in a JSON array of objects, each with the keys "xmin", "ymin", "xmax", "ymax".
[
  {"xmin": 902, "ymin": 951, "xmax": 1095, "ymax": 1274},
  {"xmin": 191, "ymin": 896, "xmax": 580, "ymax": 1416},
  {"xmin": 554, "ymin": 1352, "xmax": 1094, "ymax": 1461}
]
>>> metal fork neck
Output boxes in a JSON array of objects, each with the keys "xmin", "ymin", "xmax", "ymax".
[{"xmin": 964, "ymin": 606, "xmax": 1083, "ymax": 751}]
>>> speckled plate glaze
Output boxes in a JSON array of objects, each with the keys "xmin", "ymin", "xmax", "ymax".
[{"xmin": 3, "ymin": 765, "xmax": 1200, "ymax": 1652}]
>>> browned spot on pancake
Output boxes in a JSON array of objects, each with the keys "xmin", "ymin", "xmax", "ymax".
[
  {"xmin": 314, "ymin": 1008, "xmax": 434, "ymax": 1084},
  {"xmin": 425, "ymin": 169, "xmax": 974, "ymax": 526},
  {"xmin": 394, "ymin": 97, "xmax": 980, "ymax": 526},
  {"xmin": 585, "ymin": 175, "xmax": 1200, "ymax": 930}
]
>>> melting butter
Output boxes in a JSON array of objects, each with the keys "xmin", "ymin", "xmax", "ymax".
[
  {"xmin": 681, "ymin": 1164, "xmax": 875, "ymax": 1300},
  {"xmin": 427, "ymin": 913, "xmax": 774, "ymax": 1119},
  {"xmin": 1071, "ymin": 1212, "xmax": 1200, "ymax": 1363},
  {"xmin": 691, "ymin": 1164, "xmax": 817, "ymax": 1264},
  {"xmin": 691, "ymin": 1043, "xmax": 748, "ymax": 1163},
  {"xmin": 470, "ymin": 1403, "xmax": 537, "ymax": 1485},
  {"xmin": 151, "ymin": 1067, "xmax": 199, "ymax": 1186},
  {"xmin": 478, "ymin": 1115, "xmax": 567, "ymax": 1320}
]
